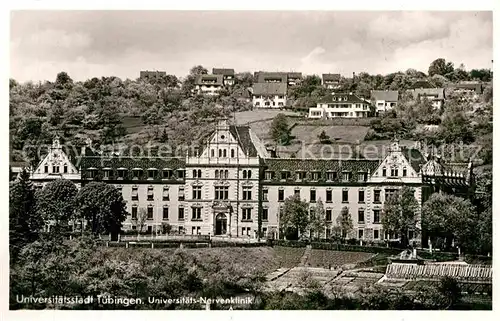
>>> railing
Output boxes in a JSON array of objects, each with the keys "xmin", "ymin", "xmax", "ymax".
[{"xmin": 385, "ymin": 263, "xmax": 492, "ymax": 283}]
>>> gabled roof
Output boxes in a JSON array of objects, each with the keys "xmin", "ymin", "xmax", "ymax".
[
  {"xmin": 287, "ymin": 72, "xmax": 302, "ymax": 79},
  {"xmin": 319, "ymin": 93, "xmax": 368, "ymax": 104},
  {"xmin": 448, "ymin": 82, "xmax": 483, "ymax": 93},
  {"xmin": 195, "ymin": 74, "xmax": 224, "ymax": 86},
  {"xmin": 371, "ymin": 90, "xmax": 399, "ymax": 102},
  {"xmin": 229, "ymin": 125, "xmax": 259, "ymax": 157},
  {"xmin": 322, "ymin": 73, "xmax": 341, "ymax": 82},
  {"xmin": 255, "ymin": 72, "xmax": 288, "ymax": 83},
  {"xmin": 401, "ymin": 147, "xmax": 426, "ymax": 172},
  {"xmin": 212, "ymin": 68, "xmax": 235, "ymax": 76},
  {"xmin": 80, "ymin": 156, "xmax": 185, "ymax": 171},
  {"xmin": 252, "ymin": 83, "xmax": 287, "ymax": 96},
  {"xmin": 411, "ymin": 88, "xmax": 445, "ymax": 100}
]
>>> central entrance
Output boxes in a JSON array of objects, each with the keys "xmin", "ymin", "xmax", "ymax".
[{"xmin": 215, "ymin": 213, "xmax": 228, "ymax": 235}]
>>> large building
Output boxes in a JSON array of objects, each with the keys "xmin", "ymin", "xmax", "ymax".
[
  {"xmin": 212, "ymin": 68, "xmax": 235, "ymax": 86},
  {"xmin": 370, "ymin": 90, "xmax": 399, "ymax": 114},
  {"xmin": 308, "ymin": 93, "xmax": 372, "ymax": 118},
  {"xmin": 17, "ymin": 121, "xmax": 474, "ymax": 243},
  {"xmin": 193, "ymin": 74, "xmax": 224, "ymax": 96},
  {"xmin": 251, "ymin": 83, "xmax": 287, "ymax": 109}
]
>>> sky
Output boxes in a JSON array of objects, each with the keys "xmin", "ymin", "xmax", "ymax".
[{"xmin": 10, "ymin": 11, "xmax": 493, "ymax": 82}]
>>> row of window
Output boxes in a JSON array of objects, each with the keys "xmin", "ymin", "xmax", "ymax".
[
  {"xmin": 43, "ymin": 164, "xmax": 69, "ymax": 174},
  {"xmin": 381, "ymin": 167, "xmax": 408, "ymax": 177},
  {"xmin": 88, "ymin": 168, "xmax": 185, "ymax": 180},
  {"xmin": 129, "ymin": 206, "xmax": 257, "ymax": 222},
  {"xmin": 265, "ymin": 171, "xmax": 368, "ymax": 182},
  {"xmin": 268, "ymin": 188, "xmax": 396, "ymax": 203},
  {"xmin": 322, "ymin": 208, "xmax": 381, "ymax": 224},
  {"xmin": 254, "ymin": 101, "xmax": 285, "ymax": 107}
]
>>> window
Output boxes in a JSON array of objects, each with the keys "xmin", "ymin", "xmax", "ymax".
[
  {"xmin": 311, "ymin": 172, "xmax": 321, "ymax": 181},
  {"xmin": 280, "ymin": 171, "xmax": 290, "ymax": 180},
  {"xmin": 211, "ymin": 149, "xmax": 215, "ymax": 157},
  {"xmin": 403, "ymin": 168, "xmax": 407, "ymax": 177},
  {"xmin": 215, "ymin": 170, "xmax": 219, "ymax": 180},
  {"xmin": 53, "ymin": 166, "xmax": 60, "ymax": 173},
  {"xmin": 63, "ymin": 165, "xmax": 68, "ymax": 174},
  {"xmin": 358, "ymin": 229, "xmax": 364, "ymax": 239},
  {"xmin": 44, "ymin": 165, "xmax": 48, "ymax": 173},
  {"xmin": 262, "ymin": 208, "xmax": 268, "ymax": 221},
  {"xmin": 326, "ymin": 172, "xmax": 337, "ymax": 181},
  {"xmin": 178, "ymin": 186, "xmax": 185, "ymax": 201},
  {"xmin": 374, "ymin": 190, "xmax": 381, "ymax": 203},
  {"xmin": 385, "ymin": 188, "xmax": 397, "ymax": 200},
  {"xmin": 242, "ymin": 227, "xmax": 250, "ymax": 236},
  {"xmin": 103, "ymin": 169, "xmax": 110, "ymax": 179},
  {"xmin": 358, "ymin": 172, "xmax": 367, "ymax": 182},
  {"xmin": 147, "ymin": 207, "xmax": 154, "ymax": 220},
  {"xmin": 131, "ymin": 206, "xmax": 138, "ymax": 219},
  {"xmin": 133, "ymin": 169, "xmax": 142, "ymax": 179},
  {"xmin": 342, "ymin": 172, "xmax": 351, "ymax": 182},
  {"xmin": 215, "ymin": 186, "xmax": 229, "ymax": 200},
  {"xmin": 242, "ymin": 208, "xmax": 252, "ymax": 221},
  {"xmin": 163, "ymin": 186, "xmax": 169, "ymax": 201},
  {"xmin": 132, "ymin": 225, "xmax": 136, "ymax": 230},
  {"xmin": 162, "ymin": 169, "xmax": 172, "ymax": 179},
  {"xmin": 296, "ymin": 171, "xmax": 306, "ymax": 181},
  {"xmin": 391, "ymin": 168, "xmax": 399, "ymax": 177},
  {"xmin": 132, "ymin": 187, "xmax": 139, "ymax": 201},
  {"xmin": 218, "ymin": 149, "xmax": 222, "ymax": 157},
  {"xmin": 231, "ymin": 149, "xmax": 235, "ymax": 158},
  {"xmin": 262, "ymin": 189, "xmax": 268, "ymax": 201},
  {"xmin": 163, "ymin": 207, "xmax": 169, "ymax": 220},
  {"xmin": 326, "ymin": 190, "xmax": 333, "ymax": 203},
  {"xmin": 193, "ymin": 169, "xmax": 202, "ymax": 179},
  {"xmin": 224, "ymin": 170, "xmax": 229, "ymax": 179},
  {"xmin": 382, "ymin": 167, "xmax": 387, "ymax": 177},
  {"xmin": 262, "ymin": 227, "xmax": 267, "ymax": 236},
  {"xmin": 294, "ymin": 188, "xmax": 300, "ymax": 197},
  {"xmin": 178, "ymin": 207, "xmax": 185, "ymax": 221},
  {"xmin": 243, "ymin": 187, "xmax": 252, "ymax": 200},
  {"xmin": 192, "ymin": 208, "xmax": 202, "ymax": 221},
  {"xmin": 342, "ymin": 190, "xmax": 349, "ymax": 203},
  {"xmin": 118, "ymin": 169, "xmax": 127, "ymax": 179},
  {"xmin": 192, "ymin": 186, "xmax": 202, "ymax": 200},
  {"xmin": 265, "ymin": 171, "xmax": 274, "ymax": 180},
  {"xmin": 310, "ymin": 189, "xmax": 316, "ymax": 203},
  {"xmin": 358, "ymin": 209, "xmax": 365, "ymax": 223},
  {"xmin": 374, "ymin": 230, "xmax": 379, "ymax": 239},
  {"xmin": 373, "ymin": 210, "xmax": 381, "ymax": 223},
  {"xmin": 147, "ymin": 226, "xmax": 152, "ymax": 233},
  {"xmin": 326, "ymin": 209, "xmax": 332, "ymax": 222},
  {"xmin": 148, "ymin": 169, "xmax": 156, "ymax": 179},
  {"xmin": 247, "ymin": 170, "xmax": 252, "ymax": 179},
  {"xmin": 358, "ymin": 190, "xmax": 365, "ymax": 203},
  {"xmin": 223, "ymin": 149, "xmax": 227, "ymax": 157},
  {"xmin": 278, "ymin": 189, "xmax": 284, "ymax": 202},
  {"xmin": 147, "ymin": 186, "xmax": 154, "ymax": 201},
  {"xmin": 177, "ymin": 170, "xmax": 185, "ymax": 179}
]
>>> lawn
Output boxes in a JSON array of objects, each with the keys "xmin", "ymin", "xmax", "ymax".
[
  {"xmin": 291, "ymin": 125, "xmax": 370, "ymax": 144},
  {"xmin": 307, "ymin": 249, "xmax": 375, "ymax": 268},
  {"xmin": 234, "ymin": 110, "xmax": 300, "ymax": 125}
]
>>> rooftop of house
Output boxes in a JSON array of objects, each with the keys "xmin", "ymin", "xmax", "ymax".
[
  {"xmin": 319, "ymin": 93, "xmax": 369, "ymax": 104},
  {"xmin": 411, "ymin": 88, "xmax": 445, "ymax": 100},
  {"xmin": 255, "ymin": 72, "xmax": 288, "ymax": 83},
  {"xmin": 195, "ymin": 74, "xmax": 224, "ymax": 86},
  {"xmin": 448, "ymin": 82, "xmax": 483, "ymax": 93},
  {"xmin": 322, "ymin": 73, "xmax": 341, "ymax": 82},
  {"xmin": 212, "ymin": 68, "xmax": 235, "ymax": 76},
  {"xmin": 287, "ymin": 72, "xmax": 302, "ymax": 79},
  {"xmin": 140, "ymin": 70, "xmax": 167, "ymax": 77},
  {"xmin": 252, "ymin": 82, "xmax": 287, "ymax": 96},
  {"xmin": 371, "ymin": 90, "xmax": 399, "ymax": 102}
]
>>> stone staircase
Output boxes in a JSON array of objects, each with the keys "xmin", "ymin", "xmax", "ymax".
[{"xmin": 299, "ymin": 245, "xmax": 312, "ymax": 267}]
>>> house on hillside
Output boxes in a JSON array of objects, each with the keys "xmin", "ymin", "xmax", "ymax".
[
  {"xmin": 255, "ymin": 72, "xmax": 288, "ymax": 84},
  {"xmin": 212, "ymin": 68, "xmax": 235, "ymax": 86},
  {"xmin": 447, "ymin": 81, "xmax": 483, "ymax": 100},
  {"xmin": 252, "ymin": 83, "xmax": 287, "ymax": 108},
  {"xmin": 371, "ymin": 90, "xmax": 399, "ymax": 115},
  {"xmin": 322, "ymin": 73, "xmax": 341, "ymax": 89},
  {"xmin": 410, "ymin": 88, "xmax": 446, "ymax": 110},
  {"xmin": 194, "ymin": 74, "xmax": 224, "ymax": 96},
  {"xmin": 286, "ymin": 72, "xmax": 302, "ymax": 86},
  {"xmin": 308, "ymin": 93, "xmax": 372, "ymax": 118},
  {"xmin": 140, "ymin": 70, "xmax": 167, "ymax": 80}
]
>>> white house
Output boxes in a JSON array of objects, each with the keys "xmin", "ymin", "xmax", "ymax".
[
  {"xmin": 371, "ymin": 90, "xmax": 399, "ymax": 114},
  {"xmin": 411, "ymin": 88, "xmax": 445, "ymax": 110},
  {"xmin": 252, "ymin": 83, "xmax": 287, "ymax": 108},
  {"xmin": 194, "ymin": 74, "xmax": 224, "ymax": 95},
  {"xmin": 212, "ymin": 68, "xmax": 235, "ymax": 86},
  {"xmin": 322, "ymin": 73, "xmax": 341, "ymax": 89},
  {"xmin": 308, "ymin": 93, "xmax": 372, "ymax": 118}
]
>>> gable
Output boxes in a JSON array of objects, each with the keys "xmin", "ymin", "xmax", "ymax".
[
  {"xmin": 32, "ymin": 144, "xmax": 79, "ymax": 177},
  {"xmin": 370, "ymin": 142, "xmax": 421, "ymax": 181}
]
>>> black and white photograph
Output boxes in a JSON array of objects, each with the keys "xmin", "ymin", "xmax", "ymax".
[{"xmin": 5, "ymin": 3, "xmax": 495, "ymax": 315}]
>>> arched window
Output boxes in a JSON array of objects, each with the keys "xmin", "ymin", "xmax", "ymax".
[
  {"xmin": 215, "ymin": 170, "xmax": 219, "ymax": 179},
  {"xmin": 225, "ymin": 170, "xmax": 229, "ymax": 179},
  {"xmin": 231, "ymin": 149, "xmax": 235, "ymax": 158},
  {"xmin": 192, "ymin": 169, "xmax": 197, "ymax": 178},
  {"xmin": 197, "ymin": 169, "xmax": 202, "ymax": 178},
  {"xmin": 382, "ymin": 167, "xmax": 387, "ymax": 177},
  {"xmin": 211, "ymin": 149, "xmax": 215, "ymax": 157},
  {"xmin": 247, "ymin": 170, "xmax": 252, "ymax": 179},
  {"xmin": 219, "ymin": 149, "xmax": 222, "ymax": 157},
  {"xmin": 223, "ymin": 149, "xmax": 227, "ymax": 157}
]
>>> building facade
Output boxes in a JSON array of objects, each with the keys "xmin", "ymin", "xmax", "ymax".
[
  {"xmin": 17, "ymin": 121, "xmax": 474, "ymax": 243},
  {"xmin": 212, "ymin": 68, "xmax": 235, "ymax": 86},
  {"xmin": 193, "ymin": 74, "xmax": 224, "ymax": 95},
  {"xmin": 251, "ymin": 83, "xmax": 287, "ymax": 108},
  {"xmin": 322, "ymin": 73, "xmax": 341, "ymax": 89},
  {"xmin": 410, "ymin": 88, "xmax": 446, "ymax": 110},
  {"xmin": 370, "ymin": 90, "xmax": 399, "ymax": 114},
  {"xmin": 308, "ymin": 93, "xmax": 372, "ymax": 118}
]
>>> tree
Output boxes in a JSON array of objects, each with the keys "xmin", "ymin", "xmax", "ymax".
[
  {"xmin": 428, "ymin": 58, "xmax": 454, "ymax": 77},
  {"xmin": 9, "ymin": 169, "xmax": 44, "ymax": 262},
  {"xmin": 269, "ymin": 113, "xmax": 291, "ymax": 145},
  {"xmin": 35, "ymin": 179, "xmax": 78, "ymax": 232},
  {"xmin": 136, "ymin": 208, "xmax": 148, "ymax": 234},
  {"xmin": 318, "ymin": 130, "xmax": 331, "ymax": 144},
  {"xmin": 289, "ymin": 75, "xmax": 322, "ymax": 98},
  {"xmin": 336, "ymin": 206, "xmax": 353, "ymax": 240},
  {"xmin": 280, "ymin": 194, "xmax": 310, "ymax": 240},
  {"xmin": 308, "ymin": 199, "xmax": 326, "ymax": 240},
  {"xmin": 382, "ymin": 186, "xmax": 419, "ymax": 248},
  {"xmin": 75, "ymin": 182, "xmax": 127, "ymax": 238},
  {"xmin": 439, "ymin": 111, "xmax": 474, "ymax": 144}
]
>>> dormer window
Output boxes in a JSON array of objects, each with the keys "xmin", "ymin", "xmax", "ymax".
[
  {"xmin": 177, "ymin": 170, "xmax": 185, "ymax": 179},
  {"xmin": 403, "ymin": 167, "xmax": 407, "ymax": 177},
  {"xmin": 88, "ymin": 168, "xmax": 97, "ymax": 179},
  {"xmin": 147, "ymin": 169, "xmax": 157, "ymax": 180},
  {"xmin": 342, "ymin": 172, "xmax": 351, "ymax": 182},
  {"xmin": 117, "ymin": 168, "xmax": 127, "ymax": 179},
  {"xmin": 296, "ymin": 171, "xmax": 306, "ymax": 181},
  {"xmin": 382, "ymin": 167, "xmax": 387, "ymax": 177},
  {"xmin": 326, "ymin": 171, "xmax": 338, "ymax": 181},
  {"xmin": 265, "ymin": 171, "xmax": 274, "ymax": 180},
  {"xmin": 311, "ymin": 171, "xmax": 321, "ymax": 181},
  {"xmin": 63, "ymin": 164, "xmax": 68, "ymax": 174},
  {"xmin": 162, "ymin": 169, "xmax": 172, "ymax": 179},
  {"xmin": 280, "ymin": 171, "xmax": 290, "ymax": 180},
  {"xmin": 358, "ymin": 172, "xmax": 367, "ymax": 182},
  {"xmin": 44, "ymin": 165, "xmax": 48, "ymax": 173},
  {"xmin": 390, "ymin": 168, "xmax": 399, "ymax": 177},
  {"xmin": 132, "ymin": 169, "xmax": 143, "ymax": 179},
  {"xmin": 103, "ymin": 168, "xmax": 112, "ymax": 179}
]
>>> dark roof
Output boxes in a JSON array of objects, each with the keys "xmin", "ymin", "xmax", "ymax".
[
  {"xmin": 371, "ymin": 90, "xmax": 399, "ymax": 101},
  {"xmin": 448, "ymin": 82, "xmax": 483, "ymax": 93},
  {"xmin": 212, "ymin": 68, "xmax": 235, "ymax": 76},
  {"xmin": 195, "ymin": 74, "xmax": 224, "ymax": 86},
  {"xmin": 322, "ymin": 73, "xmax": 341, "ymax": 82},
  {"xmin": 411, "ymin": 88, "xmax": 445, "ymax": 100},
  {"xmin": 140, "ymin": 71, "xmax": 167, "ymax": 78},
  {"xmin": 229, "ymin": 125, "xmax": 258, "ymax": 157},
  {"xmin": 401, "ymin": 147, "xmax": 426, "ymax": 172},
  {"xmin": 287, "ymin": 72, "xmax": 302, "ymax": 79},
  {"xmin": 263, "ymin": 158, "xmax": 380, "ymax": 182},
  {"xmin": 80, "ymin": 156, "xmax": 185, "ymax": 171},
  {"xmin": 10, "ymin": 161, "xmax": 29, "ymax": 168},
  {"xmin": 319, "ymin": 93, "xmax": 369, "ymax": 104},
  {"xmin": 256, "ymin": 72, "xmax": 288, "ymax": 83},
  {"xmin": 252, "ymin": 83, "xmax": 287, "ymax": 95}
]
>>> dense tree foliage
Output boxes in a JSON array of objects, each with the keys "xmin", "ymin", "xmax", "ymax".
[
  {"xmin": 280, "ymin": 194, "xmax": 310, "ymax": 240},
  {"xmin": 382, "ymin": 187, "xmax": 419, "ymax": 248},
  {"xmin": 336, "ymin": 206, "xmax": 353, "ymax": 240},
  {"xmin": 269, "ymin": 113, "xmax": 291, "ymax": 145},
  {"xmin": 35, "ymin": 179, "xmax": 78, "ymax": 231}
]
